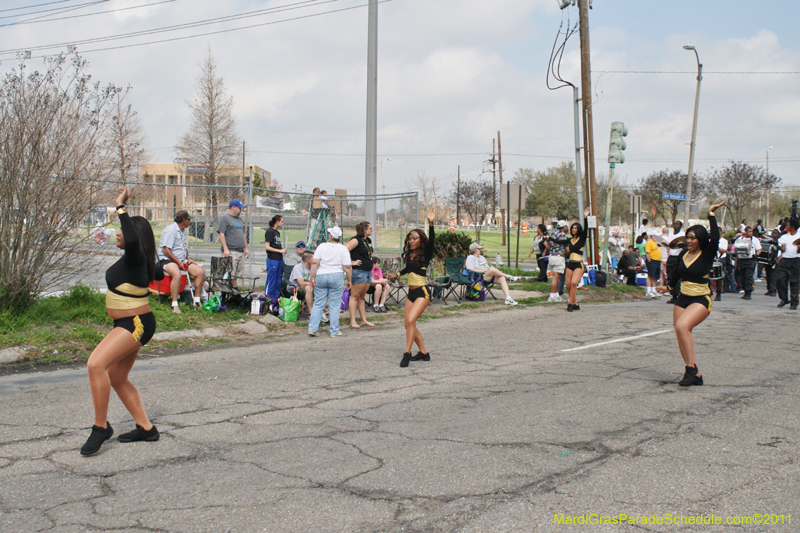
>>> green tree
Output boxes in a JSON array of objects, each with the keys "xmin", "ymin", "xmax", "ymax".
[{"xmin": 513, "ymin": 162, "xmax": 578, "ymax": 221}]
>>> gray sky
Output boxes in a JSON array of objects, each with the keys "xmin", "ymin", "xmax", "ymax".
[{"xmin": 1, "ymin": 0, "xmax": 798, "ymax": 195}]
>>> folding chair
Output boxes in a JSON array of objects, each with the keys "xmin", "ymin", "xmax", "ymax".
[
  {"xmin": 209, "ymin": 256, "xmax": 259, "ymax": 307},
  {"xmin": 442, "ymin": 257, "xmax": 471, "ymax": 303},
  {"xmin": 382, "ymin": 257, "xmax": 407, "ymax": 305},
  {"xmin": 466, "ymin": 269, "xmax": 498, "ymax": 300},
  {"xmin": 425, "ymin": 259, "xmax": 452, "ymax": 304}
]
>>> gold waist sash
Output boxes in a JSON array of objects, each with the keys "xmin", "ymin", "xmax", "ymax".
[
  {"xmin": 407, "ymin": 272, "xmax": 426, "ymax": 287},
  {"xmin": 681, "ymin": 280, "xmax": 710, "ymax": 297}
]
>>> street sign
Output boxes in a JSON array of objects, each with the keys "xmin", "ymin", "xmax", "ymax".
[
  {"xmin": 186, "ymin": 165, "xmax": 209, "ymax": 175},
  {"xmin": 500, "ymin": 183, "xmax": 526, "ymax": 211},
  {"xmin": 662, "ymin": 192, "xmax": 686, "ymax": 200},
  {"xmin": 629, "ymin": 194, "xmax": 641, "ymax": 215}
]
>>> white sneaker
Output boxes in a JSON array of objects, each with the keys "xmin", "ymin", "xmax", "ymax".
[
  {"xmin": 321, "ymin": 313, "xmax": 330, "ymax": 323},
  {"xmin": 552, "ymin": 295, "xmax": 567, "ymax": 303},
  {"xmin": 505, "ymin": 297, "xmax": 518, "ymax": 306},
  {"xmin": 508, "ymin": 275, "xmax": 521, "ymax": 282},
  {"xmin": 546, "ymin": 295, "xmax": 559, "ymax": 303}
]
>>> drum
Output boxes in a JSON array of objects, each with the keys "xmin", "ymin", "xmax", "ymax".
[{"xmin": 710, "ymin": 261, "xmax": 724, "ymax": 280}]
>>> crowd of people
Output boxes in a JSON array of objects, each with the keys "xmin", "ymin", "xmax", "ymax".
[{"xmin": 82, "ymin": 188, "xmax": 800, "ymax": 456}]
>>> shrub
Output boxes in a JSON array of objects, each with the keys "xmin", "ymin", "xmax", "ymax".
[{"xmin": 433, "ymin": 231, "xmax": 472, "ymax": 261}]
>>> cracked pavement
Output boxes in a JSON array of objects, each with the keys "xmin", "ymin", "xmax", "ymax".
[{"xmin": 1, "ymin": 293, "xmax": 798, "ymax": 532}]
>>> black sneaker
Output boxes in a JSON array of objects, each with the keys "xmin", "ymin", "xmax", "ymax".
[
  {"xmin": 117, "ymin": 424, "xmax": 159, "ymax": 443},
  {"xmin": 715, "ymin": 294, "xmax": 721, "ymax": 301},
  {"xmin": 80, "ymin": 423, "xmax": 113, "ymax": 456},
  {"xmin": 410, "ymin": 351, "xmax": 430, "ymax": 361},
  {"xmin": 679, "ymin": 365, "xmax": 703, "ymax": 387},
  {"xmin": 573, "ymin": 304, "xmax": 580, "ymax": 311},
  {"xmin": 567, "ymin": 304, "xmax": 574, "ymax": 312},
  {"xmin": 742, "ymin": 293, "xmax": 752, "ymax": 300},
  {"xmin": 778, "ymin": 300, "xmax": 788, "ymax": 308},
  {"xmin": 400, "ymin": 352, "xmax": 412, "ymax": 368},
  {"xmin": 791, "ymin": 304, "xmax": 798, "ymax": 311}
]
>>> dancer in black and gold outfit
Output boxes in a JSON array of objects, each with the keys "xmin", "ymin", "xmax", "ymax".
[
  {"xmin": 81, "ymin": 187, "xmax": 164, "ymax": 456},
  {"xmin": 548, "ymin": 207, "xmax": 591, "ymax": 311},
  {"xmin": 388, "ymin": 212, "xmax": 435, "ymax": 367},
  {"xmin": 657, "ymin": 199, "xmax": 727, "ymax": 386}
]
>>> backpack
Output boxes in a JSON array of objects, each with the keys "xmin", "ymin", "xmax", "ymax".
[
  {"xmin": 594, "ymin": 270, "xmax": 607, "ymax": 288},
  {"xmin": 465, "ymin": 280, "xmax": 486, "ymax": 301}
]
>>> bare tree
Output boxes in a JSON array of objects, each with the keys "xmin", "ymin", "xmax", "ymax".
[
  {"xmin": 636, "ymin": 169, "xmax": 706, "ymax": 224},
  {"xmin": 177, "ymin": 47, "xmax": 241, "ymax": 215},
  {"xmin": 709, "ymin": 161, "xmax": 781, "ymax": 225},
  {"xmin": 0, "ymin": 51, "xmax": 121, "ymax": 310},
  {"xmin": 106, "ymin": 87, "xmax": 147, "ymax": 184},
  {"xmin": 450, "ymin": 178, "xmax": 496, "ymax": 242},
  {"xmin": 409, "ymin": 171, "xmax": 450, "ymax": 222}
]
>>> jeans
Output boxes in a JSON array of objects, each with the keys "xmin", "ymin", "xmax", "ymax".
[
  {"xmin": 265, "ymin": 258, "xmax": 283, "ymax": 300},
  {"xmin": 776, "ymin": 257, "xmax": 800, "ymax": 305},
  {"xmin": 308, "ymin": 272, "xmax": 345, "ymax": 335}
]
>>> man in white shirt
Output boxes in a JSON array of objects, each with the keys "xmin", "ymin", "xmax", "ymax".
[
  {"xmin": 465, "ymin": 243, "xmax": 519, "ymax": 305},
  {"xmin": 733, "ymin": 226, "xmax": 761, "ymax": 300},
  {"xmin": 775, "ymin": 219, "xmax": 800, "ymax": 310},
  {"xmin": 664, "ymin": 220, "xmax": 685, "ymax": 304}
]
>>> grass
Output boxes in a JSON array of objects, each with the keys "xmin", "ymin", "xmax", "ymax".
[{"xmin": 0, "ymin": 284, "xmax": 251, "ymax": 366}]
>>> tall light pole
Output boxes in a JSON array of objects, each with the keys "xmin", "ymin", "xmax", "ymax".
[
  {"xmin": 364, "ymin": 0, "xmax": 378, "ymax": 231},
  {"xmin": 766, "ymin": 146, "xmax": 773, "ymax": 228},
  {"xmin": 381, "ymin": 157, "xmax": 391, "ymax": 227},
  {"xmin": 683, "ymin": 44, "xmax": 702, "ymax": 226}
]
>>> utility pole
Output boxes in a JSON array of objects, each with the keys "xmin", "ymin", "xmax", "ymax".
[
  {"xmin": 498, "ymin": 131, "xmax": 506, "ymax": 246},
  {"xmin": 364, "ymin": 0, "xmax": 378, "ymax": 229},
  {"xmin": 578, "ymin": 0, "xmax": 598, "ymax": 263},
  {"xmin": 491, "ymin": 138, "xmax": 497, "ymax": 226},
  {"xmin": 456, "ymin": 165, "xmax": 461, "ymax": 225}
]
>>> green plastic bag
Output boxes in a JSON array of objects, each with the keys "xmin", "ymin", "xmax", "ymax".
[
  {"xmin": 202, "ymin": 294, "xmax": 223, "ymax": 312},
  {"xmin": 278, "ymin": 294, "xmax": 301, "ymax": 322}
]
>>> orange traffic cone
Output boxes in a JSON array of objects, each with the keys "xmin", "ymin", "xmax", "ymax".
[
  {"xmin": 449, "ymin": 219, "xmax": 455, "ymax": 231},
  {"xmin": 522, "ymin": 222, "xmax": 529, "ymax": 234}
]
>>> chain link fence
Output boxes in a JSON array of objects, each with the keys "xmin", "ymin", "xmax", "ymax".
[{"xmin": 82, "ymin": 179, "xmax": 419, "ymax": 286}]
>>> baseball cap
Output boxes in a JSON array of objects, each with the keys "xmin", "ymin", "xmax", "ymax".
[
  {"xmin": 295, "ymin": 241, "xmax": 307, "ymax": 248},
  {"xmin": 327, "ymin": 227, "xmax": 343, "ymax": 239},
  {"xmin": 468, "ymin": 243, "xmax": 483, "ymax": 253},
  {"xmin": 229, "ymin": 199, "xmax": 246, "ymax": 209},
  {"xmin": 557, "ymin": 220, "xmax": 569, "ymax": 228}
]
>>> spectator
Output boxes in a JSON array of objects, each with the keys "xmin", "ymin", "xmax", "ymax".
[
  {"xmin": 635, "ymin": 233, "xmax": 647, "ymax": 257},
  {"xmin": 284, "ymin": 241, "xmax": 307, "ymax": 267},
  {"xmin": 289, "ymin": 250, "xmax": 325, "ymax": 321},
  {"xmin": 158, "ymin": 209, "xmax": 205, "ymax": 313},
  {"xmin": 738, "ymin": 219, "xmax": 747, "ymax": 235},
  {"xmin": 264, "ymin": 215, "xmax": 287, "ymax": 300},
  {"xmin": 346, "ymin": 221, "xmax": 375, "ymax": 328},
  {"xmin": 370, "ymin": 257, "xmax": 390, "ymax": 312},
  {"xmin": 529, "ymin": 223, "xmax": 549, "ymax": 282},
  {"xmin": 308, "ymin": 227, "xmax": 352, "ymax": 337},
  {"xmin": 617, "ymin": 249, "xmax": 638, "ymax": 285},
  {"xmin": 775, "ymin": 218, "xmax": 800, "ymax": 310},
  {"xmin": 638, "ymin": 218, "xmax": 649, "ymax": 237},
  {"xmin": 546, "ymin": 220, "xmax": 569, "ymax": 302},
  {"xmin": 217, "ymin": 200, "xmax": 249, "ymax": 287},
  {"xmin": 465, "ymin": 243, "xmax": 519, "ymax": 305},
  {"xmin": 644, "ymin": 233, "xmax": 663, "ymax": 297}
]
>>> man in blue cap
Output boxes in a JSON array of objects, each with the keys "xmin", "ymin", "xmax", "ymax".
[
  {"xmin": 284, "ymin": 240, "xmax": 308, "ymax": 267},
  {"xmin": 217, "ymin": 200, "xmax": 249, "ymax": 286}
]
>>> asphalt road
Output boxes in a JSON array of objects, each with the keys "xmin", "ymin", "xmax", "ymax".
[{"xmin": 1, "ymin": 290, "xmax": 797, "ymax": 532}]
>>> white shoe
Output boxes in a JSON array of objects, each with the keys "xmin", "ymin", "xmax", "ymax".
[
  {"xmin": 553, "ymin": 295, "xmax": 567, "ymax": 303},
  {"xmin": 505, "ymin": 297, "xmax": 518, "ymax": 306},
  {"xmin": 546, "ymin": 295, "xmax": 559, "ymax": 303},
  {"xmin": 321, "ymin": 313, "xmax": 330, "ymax": 323},
  {"xmin": 508, "ymin": 275, "xmax": 521, "ymax": 282}
]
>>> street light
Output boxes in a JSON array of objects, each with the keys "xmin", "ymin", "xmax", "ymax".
[
  {"xmin": 381, "ymin": 157, "xmax": 391, "ymax": 228},
  {"xmin": 683, "ymin": 44, "xmax": 702, "ymax": 226},
  {"xmin": 766, "ymin": 146, "xmax": 773, "ymax": 228}
]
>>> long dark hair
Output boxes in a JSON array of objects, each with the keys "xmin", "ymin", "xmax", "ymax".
[
  {"xmin": 354, "ymin": 221, "xmax": 370, "ymax": 239},
  {"xmin": 131, "ymin": 216, "xmax": 157, "ymax": 282},
  {"xmin": 268, "ymin": 215, "xmax": 282, "ymax": 228},
  {"xmin": 402, "ymin": 229, "xmax": 428, "ymax": 265},
  {"xmin": 686, "ymin": 224, "xmax": 710, "ymax": 250},
  {"xmin": 571, "ymin": 222, "xmax": 583, "ymax": 236},
  {"xmin": 537, "ymin": 223, "xmax": 548, "ymax": 235}
]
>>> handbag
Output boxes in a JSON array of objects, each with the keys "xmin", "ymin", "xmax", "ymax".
[
  {"xmin": 202, "ymin": 294, "xmax": 226, "ymax": 312},
  {"xmin": 278, "ymin": 293, "xmax": 301, "ymax": 322},
  {"xmin": 341, "ymin": 287, "xmax": 350, "ymax": 311}
]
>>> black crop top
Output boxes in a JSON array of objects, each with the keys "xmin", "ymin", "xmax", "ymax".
[
  {"xmin": 349, "ymin": 236, "xmax": 373, "ymax": 271},
  {"xmin": 400, "ymin": 226, "xmax": 435, "ymax": 282},
  {"xmin": 105, "ymin": 210, "xmax": 162, "ymax": 310},
  {"xmin": 667, "ymin": 214, "xmax": 720, "ymax": 294},
  {"xmin": 550, "ymin": 218, "xmax": 588, "ymax": 262}
]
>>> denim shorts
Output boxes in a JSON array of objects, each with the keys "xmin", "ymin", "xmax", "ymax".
[{"xmin": 352, "ymin": 269, "xmax": 371, "ymax": 284}]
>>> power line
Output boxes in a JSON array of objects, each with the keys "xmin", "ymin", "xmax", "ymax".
[
  {"xmin": 0, "ymin": 0, "xmax": 84, "ymax": 14},
  {"xmin": 0, "ymin": 0, "xmax": 105, "ymax": 22},
  {"xmin": 0, "ymin": 0, "xmax": 175, "ymax": 27},
  {"xmin": 598, "ymin": 70, "xmax": 800, "ymax": 75},
  {"xmin": 247, "ymin": 150, "xmax": 487, "ymax": 157}
]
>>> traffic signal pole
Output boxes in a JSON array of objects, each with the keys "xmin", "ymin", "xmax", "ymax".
[{"xmin": 578, "ymin": 0, "xmax": 598, "ymax": 264}]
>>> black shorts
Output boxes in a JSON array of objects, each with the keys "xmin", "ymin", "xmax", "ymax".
[
  {"xmin": 566, "ymin": 261, "xmax": 585, "ymax": 271},
  {"xmin": 407, "ymin": 286, "xmax": 431, "ymax": 303},
  {"xmin": 113, "ymin": 312, "xmax": 156, "ymax": 346},
  {"xmin": 646, "ymin": 260, "xmax": 661, "ymax": 279},
  {"xmin": 674, "ymin": 293, "xmax": 712, "ymax": 313}
]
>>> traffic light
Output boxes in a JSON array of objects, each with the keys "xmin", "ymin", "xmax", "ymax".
[{"xmin": 608, "ymin": 121, "xmax": 628, "ymax": 165}]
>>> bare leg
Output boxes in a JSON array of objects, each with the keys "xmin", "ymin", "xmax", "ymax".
[
  {"xmin": 673, "ymin": 303, "xmax": 709, "ymax": 375},
  {"xmin": 373, "ymin": 284, "xmax": 383, "ymax": 306},
  {"xmin": 107, "ymin": 349, "xmax": 153, "ymax": 430},
  {"xmin": 403, "ymin": 296, "xmax": 430, "ymax": 353},
  {"xmin": 550, "ymin": 272, "xmax": 560, "ymax": 294},
  {"xmin": 87, "ymin": 328, "xmax": 143, "ymax": 427},
  {"xmin": 496, "ymin": 276, "xmax": 512, "ymax": 299},
  {"xmin": 570, "ymin": 267, "xmax": 584, "ymax": 304}
]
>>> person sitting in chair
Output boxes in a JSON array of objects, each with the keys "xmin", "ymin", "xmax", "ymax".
[
  {"xmin": 158, "ymin": 210, "xmax": 205, "ymax": 314},
  {"xmin": 288, "ymin": 251, "xmax": 323, "ymax": 320},
  {"xmin": 465, "ymin": 243, "xmax": 519, "ymax": 306}
]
